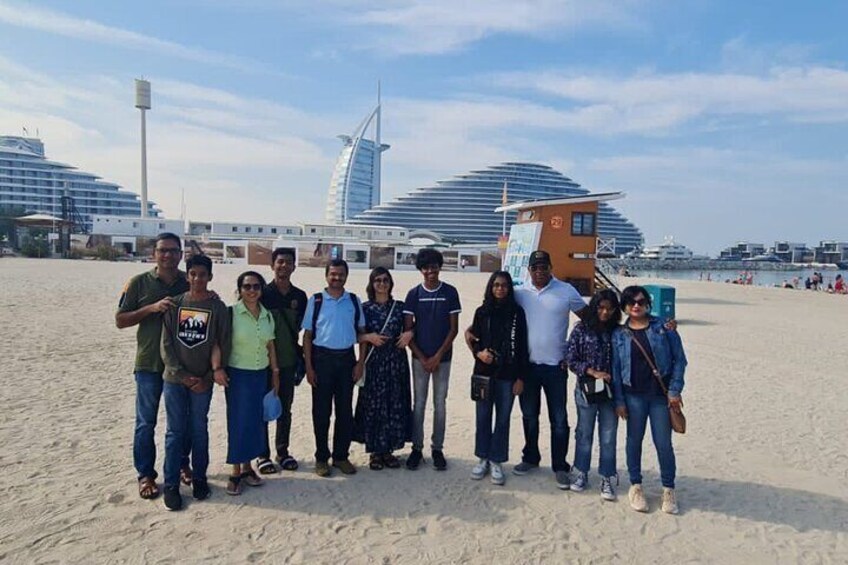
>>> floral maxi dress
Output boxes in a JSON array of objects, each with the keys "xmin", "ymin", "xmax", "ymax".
[{"xmin": 354, "ymin": 299, "xmax": 412, "ymax": 454}]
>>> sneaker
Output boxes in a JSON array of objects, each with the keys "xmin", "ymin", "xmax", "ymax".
[
  {"xmin": 432, "ymin": 450, "xmax": 447, "ymax": 471},
  {"xmin": 192, "ymin": 479, "xmax": 211, "ymax": 501},
  {"xmin": 571, "ymin": 470, "xmax": 588, "ymax": 492},
  {"xmin": 600, "ymin": 476, "xmax": 617, "ymax": 502},
  {"xmin": 512, "ymin": 461, "xmax": 538, "ymax": 476},
  {"xmin": 629, "ymin": 484, "xmax": 648, "ymax": 512},
  {"xmin": 406, "ymin": 449, "xmax": 423, "ymax": 470},
  {"xmin": 661, "ymin": 487, "xmax": 679, "ymax": 515},
  {"xmin": 490, "ymin": 463, "xmax": 505, "ymax": 486},
  {"xmin": 470, "ymin": 459, "xmax": 489, "ymax": 480},
  {"xmin": 163, "ymin": 485, "xmax": 182, "ymax": 511},
  {"xmin": 332, "ymin": 459, "xmax": 357, "ymax": 475},
  {"xmin": 555, "ymin": 470, "xmax": 571, "ymax": 490},
  {"xmin": 315, "ymin": 460, "xmax": 331, "ymax": 477}
]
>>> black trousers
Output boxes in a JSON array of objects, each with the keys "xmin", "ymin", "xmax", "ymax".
[
  {"xmin": 261, "ymin": 365, "xmax": 296, "ymax": 461},
  {"xmin": 311, "ymin": 347, "xmax": 356, "ymax": 462}
]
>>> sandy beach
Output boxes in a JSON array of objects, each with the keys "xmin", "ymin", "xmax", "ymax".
[{"xmin": 0, "ymin": 257, "xmax": 846, "ymax": 563}]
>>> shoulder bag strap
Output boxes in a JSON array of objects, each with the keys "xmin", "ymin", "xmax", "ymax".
[
  {"xmin": 364, "ymin": 300, "xmax": 396, "ymax": 364},
  {"xmin": 625, "ymin": 328, "xmax": 669, "ymax": 397}
]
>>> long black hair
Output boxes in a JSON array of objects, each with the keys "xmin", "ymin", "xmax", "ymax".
[
  {"xmin": 585, "ymin": 288, "xmax": 622, "ymax": 333},
  {"xmin": 366, "ymin": 267, "xmax": 394, "ymax": 301},
  {"xmin": 482, "ymin": 270, "xmax": 516, "ymax": 309}
]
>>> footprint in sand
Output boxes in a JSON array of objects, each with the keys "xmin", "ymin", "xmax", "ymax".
[{"xmin": 107, "ymin": 492, "xmax": 125, "ymax": 504}]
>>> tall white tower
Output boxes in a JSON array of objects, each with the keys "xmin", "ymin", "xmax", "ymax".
[{"xmin": 135, "ymin": 79, "xmax": 151, "ymax": 218}]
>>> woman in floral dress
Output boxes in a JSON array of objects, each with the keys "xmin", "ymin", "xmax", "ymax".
[{"xmin": 354, "ymin": 267, "xmax": 414, "ymax": 470}]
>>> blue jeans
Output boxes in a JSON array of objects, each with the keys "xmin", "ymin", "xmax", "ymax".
[
  {"xmin": 163, "ymin": 381, "xmax": 213, "ymax": 488},
  {"xmin": 519, "ymin": 364, "xmax": 570, "ymax": 472},
  {"xmin": 133, "ymin": 371, "xmax": 189, "ymax": 480},
  {"xmin": 624, "ymin": 392, "xmax": 676, "ymax": 488},
  {"xmin": 474, "ymin": 378, "xmax": 515, "ymax": 464},
  {"xmin": 573, "ymin": 389, "xmax": 618, "ymax": 478}
]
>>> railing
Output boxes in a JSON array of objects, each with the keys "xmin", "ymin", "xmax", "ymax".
[{"xmin": 594, "ymin": 257, "xmax": 621, "ymax": 294}]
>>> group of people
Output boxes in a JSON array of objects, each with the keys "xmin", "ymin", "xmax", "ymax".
[{"xmin": 117, "ymin": 234, "xmax": 688, "ymax": 515}]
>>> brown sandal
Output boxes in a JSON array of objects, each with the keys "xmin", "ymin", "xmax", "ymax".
[
  {"xmin": 138, "ymin": 476, "xmax": 160, "ymax": 500},
  {"xmin": 180, "ymin": 466, "xmax": 193, "ymax": 486}
]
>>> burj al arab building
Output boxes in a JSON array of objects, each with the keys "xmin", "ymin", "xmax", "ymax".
[{"xmin": 325, "ymin": 96, "xmax": 389, "ymax": 224}]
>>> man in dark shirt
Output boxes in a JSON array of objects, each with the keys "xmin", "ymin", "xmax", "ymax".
[
  {"xmin": 403, "ymin": 248, "xmax": 461, "ymax": 471},
  {"xmin": 258, "ymin": 247, "xmax": 308, "ymax": 473},
  {"xmin": 116, "ymin": 233, "xmax": 190, "ymax": 501}
]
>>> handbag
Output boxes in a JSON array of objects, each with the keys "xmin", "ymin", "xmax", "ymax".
[
  {"xmin": 471, "ymin": 374, "xmax": 491, "ymax": 402},
  {"xmin": 580, "ymin": 376, "xmax": 612, "ymax": 404},
  {"xmin": 626, "ymin": 329, "xmax": 687, "ymax": 434},
  {"xmin": 356, "ymin": 300, "xmax": 396, "ymax": 389}
]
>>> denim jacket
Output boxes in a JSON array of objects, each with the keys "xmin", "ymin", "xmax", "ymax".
[{"xmin": 611, "ymin": 317, "xmax": 687, "ymax": 407}]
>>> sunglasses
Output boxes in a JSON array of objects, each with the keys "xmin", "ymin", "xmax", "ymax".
[
  {"xmin": 629, "ymin": 298, "xmax": 649, "ymax": 307},
  {"xmin": 529, "ymin": 264, "xmax": 550, "ymax": 272},
  {"xmin": 241, "ymin": 283, "xmax": 262, "ymax": 291},
  {"xmin": 373, "ymin": 277, "xmax": 391, "ymax": 284}
]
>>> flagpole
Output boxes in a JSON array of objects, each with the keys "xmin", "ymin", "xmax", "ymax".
[{"xmin": 501, "ymin": 180, "xmax": 508, "ymax": 237}]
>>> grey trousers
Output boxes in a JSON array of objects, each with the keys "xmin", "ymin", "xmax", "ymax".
[{"xmin": 411, "ymin": 358, "xmax": 451, "ymax": 451}]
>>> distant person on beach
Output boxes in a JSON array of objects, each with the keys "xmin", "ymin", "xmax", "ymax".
[
  {"xmin": 565, "ymin": 289, "xmax": 622, "ymax": 502},
  {"xmin": 805, "ymin": 277, "xmax": 812, "ymax": 290},
  {"xmin": 159, "ymin": 254, "xmax": 229, "ymax": 510},
  {"xmin": 835, "ymin": 274, "xmax": 845, "ymax": 294},
  {"xmin": 302, "ymin": 259, "xmax": 366, "ymax": 477},
  {"xmin": 612, "ymin": 285, "xmax": 688, "ymax": 515},
  {"xmin": 354, "ymin": 267, "xmax": 414, "ymax": 471},
  {"xmin": 116, "ymin": 232, "xmax": 191, "ymax": 501},
  {"xmin": 404, "ymin": 248, "xmax": 462, "ymax": 471},
  {"xmin": 467, "ymin": 271, "xmax": 528, "ymax": 486},
  {"xmin": 219, "ymin": 271, "xmax": 279, "ymax": 495},
  {"xmin": 257, "ymin": 247, "xmax": 308, "ymax": 474}
]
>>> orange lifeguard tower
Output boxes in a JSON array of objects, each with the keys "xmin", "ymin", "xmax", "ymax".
[{"xmin": 495, "ymin": 193, "xmax": 624, "ymax": 295}]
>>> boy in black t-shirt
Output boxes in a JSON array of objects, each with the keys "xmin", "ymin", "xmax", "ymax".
[{"xmin": 403, "ymin": 248, "xmax": 461, "ymax": 470}]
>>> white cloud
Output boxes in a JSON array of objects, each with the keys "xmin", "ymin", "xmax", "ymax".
[
  {"xmin": 0, "ymin": 1, "xmax": 277, "ymax": 74},
  {"xmin": 494, "ymin": 65, "xmax": 848, "ymax": 134}
]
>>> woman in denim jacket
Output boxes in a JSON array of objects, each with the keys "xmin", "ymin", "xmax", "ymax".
[
  {"xmin": 565, "ymin": 289, "xmax": 621, "ymax": 502},
  {"xmin": 612, "ymin": 285, "xmax": 687, "ymax": 515}
]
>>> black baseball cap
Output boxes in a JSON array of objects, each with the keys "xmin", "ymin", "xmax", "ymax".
[{"xmin": 528, "ymin": 250, "xmax": 551, "ymax": 267}]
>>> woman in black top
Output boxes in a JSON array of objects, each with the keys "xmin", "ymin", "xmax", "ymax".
[{"xmin": 468, "ymin": 271, "xmax": 528, "ymax": 486}]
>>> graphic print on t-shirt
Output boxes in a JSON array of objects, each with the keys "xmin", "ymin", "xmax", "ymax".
[{"xmin": 178, "ymin": 307, "xmax": 211, "ymax": 348}]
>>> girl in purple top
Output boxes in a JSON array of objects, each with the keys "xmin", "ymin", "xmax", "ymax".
[{"xmin": 565, "ymin": 289, "xmax": 621, "ymax": 502}]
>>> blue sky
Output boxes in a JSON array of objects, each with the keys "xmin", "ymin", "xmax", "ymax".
[{"xmin": 1, "ymin": 0, "xmax": 846, "ymax": 254}]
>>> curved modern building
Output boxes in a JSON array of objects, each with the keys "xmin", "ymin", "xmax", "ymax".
[
  {"xmin": 350, "ymin": 162, "xmax": 643, "ymax": 255},
  {"xmin": 0, "ymin": 136, "xmax": 158, "ymax": 230},
  {"xmin": 325, "ymin": 101, "xmax": 390, "ymax": 224}
]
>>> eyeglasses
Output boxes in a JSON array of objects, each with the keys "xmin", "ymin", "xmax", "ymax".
[
  {"xmin": 241, "ymin": 283, "xmax": 262, "ymax": 291},
  {"xmin": 630, "ymin": 298, "xmax": 649, "ymax": 307},
  {"xmin": 156, "ymin": 248, "xmax": 181, "ymax": 255},
  {"xmin": 373, "ymin": 277, "xmax": 391, "ymax": 285}
]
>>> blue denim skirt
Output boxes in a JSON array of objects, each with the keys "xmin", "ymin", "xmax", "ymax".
[{"xmin": 226, "ymin": 366, "xmax": 268, "ymax": 464}]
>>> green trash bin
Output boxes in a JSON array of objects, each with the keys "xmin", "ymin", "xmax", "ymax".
[{"xmin": 644, "ymin": 284, "xmax": 675, "ymax": 321}]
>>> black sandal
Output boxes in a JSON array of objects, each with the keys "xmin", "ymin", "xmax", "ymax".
[
  {"xmin": 257, "ymin": 458, "xmax": 277, "ymax": 475},
  {"xmin": 138, "ymin": 476, "xmax": 160, "ymax": 500},
  {"xmin": 226, "ymin": 475, "xmax": 242, "ymax": 496},
  {"xmin": 382, "ymin": 453, "xmax": 401, "ymax": 469},
  {"xmin": 369, "ymin": 454, "xmax": 384, "ymax": 471}
]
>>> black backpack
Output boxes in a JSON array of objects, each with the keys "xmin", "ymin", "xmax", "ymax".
[{"xmin": 310, "ymin": 291, "xmax": 361, "ymax": 341}]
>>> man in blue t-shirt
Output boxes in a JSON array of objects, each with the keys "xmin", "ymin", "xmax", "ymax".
[{"xmin": 403, "ymin": 248, "xmax": 462, "ymax": 471}]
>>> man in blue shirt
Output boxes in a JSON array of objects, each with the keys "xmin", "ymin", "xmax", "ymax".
[
  {"xmin": 302, "ymin": 259, "xmax": 366, "ymax": 477},
  {"xmin": 403, "ymin": 248, "xmax": 462, "ymax": 471}
]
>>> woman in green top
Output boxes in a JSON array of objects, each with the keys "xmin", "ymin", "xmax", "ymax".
[{"xmin": 215, "ymin": 271, "xmax": 280, "ymax": 496}]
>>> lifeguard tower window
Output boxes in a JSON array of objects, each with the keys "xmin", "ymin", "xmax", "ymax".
[{"xmin": 571, "ymin": 212, "xmax": 596, "ymax": 236}]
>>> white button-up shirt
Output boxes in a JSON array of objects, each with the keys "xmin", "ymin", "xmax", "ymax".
[{"xmin": 515, "ymin": 277, "xmax": 587, "ymax": 366}]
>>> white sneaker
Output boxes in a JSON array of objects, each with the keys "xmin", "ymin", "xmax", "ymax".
[
  {"xmin": 571, "ymin": 470, "xmax": 588, "ymax": 492},
  {"xmin": 661, "ymin": 487, "xmax": 679, "ymax": 515},
  {"xmin": 600, "ymin": 476, "xmax": 617, "ymax": 501},
  {"xmin": 470, "ymin": 459, "xmax": 489, "ymax": 480},
  {"xmin": 628, "ymin": 485, "xmax": 648, "ymax": 512},
  {"xmin": 490, "ymin": 463, "xmax": 505, "ymax": 486}
]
